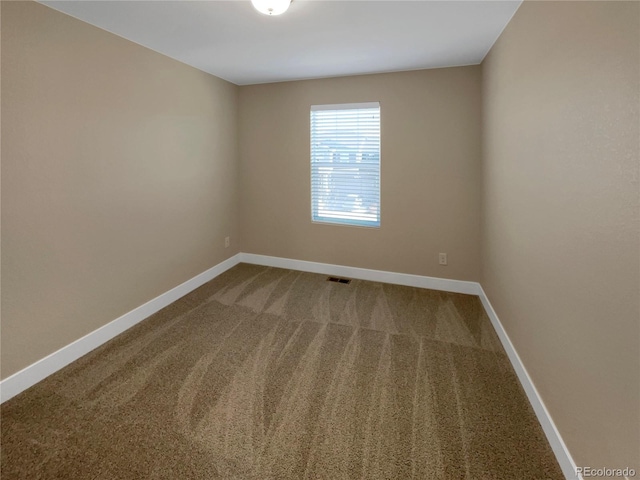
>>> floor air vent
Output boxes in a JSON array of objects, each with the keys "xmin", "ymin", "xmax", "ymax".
[{"xmin": 327, "ymin": 276, "xmax": 351, "ymax": 284}]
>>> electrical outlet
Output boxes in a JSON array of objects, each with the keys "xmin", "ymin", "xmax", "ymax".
[
  {"xmin": 439, "ymin": 253, "xmax": 448, "ymax": 265},
  {"xmin": 225, "ymin": 236, "xmax": 230, "ymax": 248}
]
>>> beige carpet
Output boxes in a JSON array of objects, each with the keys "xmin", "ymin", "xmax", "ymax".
[{"xmin": 1, "ymin": 263, "xmax": 563, "ymax": 479}]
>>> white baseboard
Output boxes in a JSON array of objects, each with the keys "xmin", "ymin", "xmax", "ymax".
[
  {"xmin": 0, "ymin": 251, "xmax": 578, "ymax": 480},
  {"xmin": 0, "ymin": 253, "xmax": 241, "ymax": 404},
  {"xmin": 476, "ymin": 286, "xmax": 580, "ymax": 480},
  {"xmin": 239, "ymin": 253, "xmax": 480, "ymax": 295}
]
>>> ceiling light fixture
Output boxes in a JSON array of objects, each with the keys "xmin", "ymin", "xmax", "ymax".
[{"xmin": 251, "ymin": 0, "xmax": 291, "ymax": 16}]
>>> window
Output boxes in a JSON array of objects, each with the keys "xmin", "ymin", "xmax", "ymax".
[{"xmin": 310, "ymin": 102, "xmax": 381, "ymax": 227}]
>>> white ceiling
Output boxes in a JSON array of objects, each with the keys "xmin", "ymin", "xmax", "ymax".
[{"xmin": 40, "ymin": 0, "xmax": 521, "ymax": 86}]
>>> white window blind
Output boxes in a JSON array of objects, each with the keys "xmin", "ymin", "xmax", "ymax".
[{"xmin": 310, "ymin": 102, "xmax": 381, "ymax": 227}]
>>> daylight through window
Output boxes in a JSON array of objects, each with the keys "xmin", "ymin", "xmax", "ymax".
[{"xmin": 310, "ymin": 102, "xmax": 381, "ymax": 227}]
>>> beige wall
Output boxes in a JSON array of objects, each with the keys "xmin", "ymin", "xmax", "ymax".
[
  {"xmin": 239, "ymin": 68, "xmax": 482, "ymax": 281},
  {"xmin": 1, "ymin": 1, "xmax": 240, "ymax": 379},
  {"xmin": 481, "ymin": 0, "xmax": 639, "ymax": 471}
]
